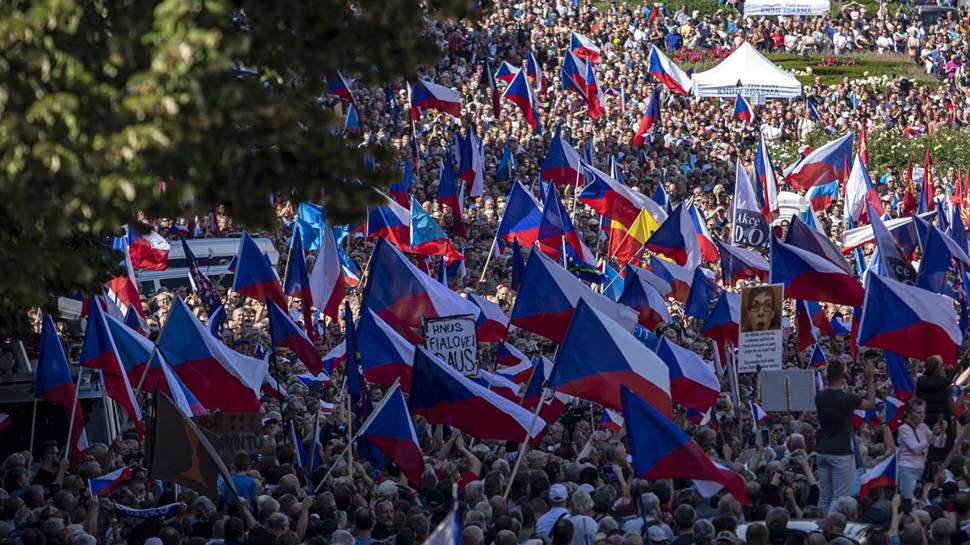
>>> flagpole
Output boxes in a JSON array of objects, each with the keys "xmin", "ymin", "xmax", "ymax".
[
  {"xmin": 265, "ymin": 299, "xmax": 289, "ymax": 402},
  {"xmin": 63, "ymin": 368, "xmax": 85, "ymax": 462},
  {"xmin": 346, "ymin": 389, "xmax": 354, "ymax": 482},
  {"xmin": 315, "ymin": 380, "xmax": 401, "ymax": 492},
  {"xmin": 27, "ymin": 399, "xmax": 38, "ymax": 469},
  {"xmin": 503, "ymin": 392, "xmax": 545, "ymax": 500},
  {"xmin": 136, "ymin": 302, "xmax": 178, "ymax": 396},
  {"xmin": 477, "ymin": 236, "xmax": 498, "ymax": 285}
]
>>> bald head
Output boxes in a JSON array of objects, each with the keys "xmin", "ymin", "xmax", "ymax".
[{"xmin": 461, "ymin": 526, "xmax": 484, "ymax": 545}]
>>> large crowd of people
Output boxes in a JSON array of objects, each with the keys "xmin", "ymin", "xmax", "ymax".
[{"xmin": 7, "ymin": 1, "xmax": 970, "ymax": 545}]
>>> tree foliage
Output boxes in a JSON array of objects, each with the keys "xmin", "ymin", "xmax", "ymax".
[{"xmin": 0, "ymin": 0, "xmax": 473, "ymax": 312}]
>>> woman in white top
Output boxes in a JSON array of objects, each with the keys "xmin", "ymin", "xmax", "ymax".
[{"xmin": 897, "ymin": 398, "xmax": 946, "ymax": 500}]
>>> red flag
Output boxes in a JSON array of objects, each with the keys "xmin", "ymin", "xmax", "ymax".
[
  {"xmin": 858, "ymin": 121, "xmax": 869, "ymax": 166},
  {"xmin": 901, "ymin": 163, "xmax": 918, "ymax": 218},
  {"xmin": 923, "ymin": 145, "xmax": 935, "ymax": 212}
]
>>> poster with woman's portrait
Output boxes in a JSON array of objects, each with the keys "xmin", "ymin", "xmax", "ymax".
[{"xmin": 738, "ymin": 284, "xmax": 784, "ymax": 372}]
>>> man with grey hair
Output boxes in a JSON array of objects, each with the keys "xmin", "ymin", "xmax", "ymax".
[
  {"xmin": 461, "ymin": 525, "xmax": 484, "ymax": 545},
  {"xmin": 569, "ymin": 490, "xmax": 597, "ymax": 545},
  {"xmin": 835, "ymin": 496, "xmax": 859, "ymax": 521}
]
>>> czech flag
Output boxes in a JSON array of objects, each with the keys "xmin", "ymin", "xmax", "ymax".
[
  {"xmin": 158, "ymin": 298, "xmax": 267, "ymax": 412},
  {"xmin": 541, "ymin": 125, "xmax": 583, "ymax": 186},
  {"xmin": 389, "ymin": 160, "xmax": 415, "ymax": 208},
  {"xmin": 916, "ymin": 225, "xmax": 970, "ymax": 297},
  {"xmin": 343, "ymin": 103, "xmax": 361, "ymax": 134},
  {"xmin": 859, "ymin": 274, "xmax": 962, "ymax": 363},
  {"xmin": 125, "ymin": 225, "xmax": 170, "ymax": 271},
  {"xmin": 583, "ymin": 55, "xmax": 606, "ymax": 119},
  {"xmin": 580, "ymin": 163, "xmax": 666, "ymax": 227},
  {"xmin": 785, "ymin": 133, "xmax": 854, "ymax": 190},
  {"xmin": 495, "ymin": 61, "xmax": 520, "ymax": 83},
  {"xmin": 80, "ymin": 302, "xmax": 143, "ymax": 437},
  {"xmin": 885, "ymin": 352, "xmax": 914, "ymax": 402},
  {"xmin": 858, "ymin": 454, "xmax": 897, "ymax": 499},
  {"xmin": 657, "ymin": 337, "xmax": 719, "ymax": 412},
  {"xmin": 527, "ymin": 49, "xmax": 545, "ymax": 93},
  {"xmin": 733, "ymin": 94, "xmax": 754, "ymax": 125},
  {"xmin": 570, "ymin": 32, "xmax": 601, "ymax": 63},
  {"xmin": 645, "ymin": 203, "xmax": 700, "ymax": 268},
  {"xmin": 361, "ymin": 239, "xmax": 480, "ymax": 340},
  {"xmin": 560, "ymin": 52, "xmax": 589, "ymax": 100},
  {"xmin": 358, "ymin": 383, "xmax": 426, "ymax": 484},
  {"xmin": 600, "ymin": 409, "xmax": 624, "ymax": 434},
  {"xmin": 322, "ymin": 341, "xmax": 347, "ymax": 375},
  {"xmin": 308, "ymin": 222, "xmax": 346, "ymax": 322},
  {"xmin": 809, "ymin": 343, "xmax": 827, "ymax": 368},
  {"xmin": 754, "ymin": 132, "xmax": 780, "ymax": 221},
  {"xmin": 232, "ymin": 231, "xmax": 286, "ymax": 308},
  {"xmin": 633, "ymin": 87, "xmax": 661, "ymax": 147},
  {"xmin": 807, "ymin": 181, "xmax": 839, "ymax": 211},
  {"xmin": 770, "ymin": 236, "xmax": 865, "ymax": 307},
  {"xmin": 0, "ymin": 414, "xmax": 10, "ymax": 434},
  {"xmin": 502, "ymin": 69, "xmax": 543, "ymax": 134},
  {"xmin": 409, "ymin": 79, "xmax": 462, "ymax": 119},
  {"xmin": 845, "ymin": 154, "xmax": 884, "ymax": 224},
  {"xmin": 367, "ymin": 191, "xmax": 412, "ymax": 252},
  {"xmin": 647, "ymin": 46, "xmax": 691, "ymax": 96},
  {"xmin": 624, "ymin": 263, "xmax": 673, "ymax": 299},
  {"xmin": 621, "ymin": 386, "xmax": 749, "ymax": 504},
  {"xmin": 284, "ymin": 234, "xmax": 316, "ymax": 337},
  {"xmin": 549, "ymin": 300, "xmax": 672, "ymax": 415},
  {"xmin": 268, "ymin": 300, "xmax": 324, "ymax": 375},
  {"xmin": 496, "ymin": 341, "xmax": 531, "ymax": 367},
  {"xmin": 496, "ymin": 180, "xmax": 543, "ymax": 250},
  {"xmin": 618, "ymin": 268, "xmax": 671, "ymax": 330},
  {"xmin": 483, "ymin": 61, "xmax": 501, "ymax": 118},
  {"xmin": 37, "ymin": 315, "xmax": 89, "ymax": 464},
  {"xmin": 716, "ymin": 241, "xmax": 769, "ymax": 286},
  {"xmin": 688, "ymin": 204, "xmax": 719, "ymax": 263},
  {"xmin": 467, "ymin": 293, "xmax": 510, "ymax": 343},
  {"xmin": 700, "ymin": 291, "xmax": 741, "ymax": 350},
  {"xmin": 327, "ymin": 71, "xmax": 358, "ymax": 108},
  {"xmin": 646, "ymin": 255, "xmax": 693, "ymax": 302},
  {"xmin": 786, "ymin": 216, "xmax": 852, "ymax": 274},
  {"xmin": 537, "ymin": 183, "xmax": 588, "ymax": 263},
  {"xmin": 409, "ymin": 346, "xmax": 547, "ymax": 441},
  {"xmin": 89, "ymin": 467, "xmax": 132, "ymax": 497},
  {"xmin": 685, "ymin": 267, "xmax": 722, "ymax": 321},
  {"xmin": 885, "ymin": 397, "xmax": 906, "ymax": 431},
  {"xmin": 510, "ymin": 248, "xmax": 637, "ymax": 343}
]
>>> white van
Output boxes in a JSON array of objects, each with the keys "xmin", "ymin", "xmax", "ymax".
[{"xmin": 134, "ymin": 236, "xmax": 281, "ymax": 295}]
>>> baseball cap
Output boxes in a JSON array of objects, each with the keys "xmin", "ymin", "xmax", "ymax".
[
  {"xmin": 549, "ymin": 484, "xmax": 568, "ymax": 502},
  {"xmin": 648, "ymin": 526, "xmax": 668, "ymax": 543}
]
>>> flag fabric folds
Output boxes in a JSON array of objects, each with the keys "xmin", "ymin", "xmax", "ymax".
[
  {"xmin": 232, "ymin": 231, "xmax": 286, "ymax": 308},
  {"xmin": 858, "ymin": 274, "xmax": 962, "ymax": 363},
  {"xmin": 158, "ymin": 298, "xmax": 267, "ymax": 412},
  {"xmin": 409, "ymin": 346, "xmax": 547, "ymax": 441},
  {"xmin": 37, "ymin": 315, "xmax": 88, "ymax": 464},
  {"xmin": 541, "ymin": 125, "xmax": 583, "ymax": 186},
  {"xmin": 409, "ymin": 79, "xmax": 462, "ymax": 119},
  {"xmin": 90, "ymin": 467, "xmax": 132, "ymax": 497},
  {"xmin": 510, "ymin": 248, "xmax": 637, "ymax": 343},
  {"xmin": 467, "ymin": 293, "xmax": 510, "ymax": 343},
  {"xmin": 785, "ymin": 133, "xmax": 854, "ymax": 190},
  {"xmin": 80, "ymin": 302, "xmax": 144, "ymax": 437},
  {"xmin": 502, "ymin": 69, "xmax": 543, "ymax": 134},
  {"xmin": 268, "ymin": 300, "xmax": 324, "ymax": 375},
  {"xmin": 308, "ymin": 222, "xmax": 346, "ymax": 321},
  {"xmin": 717, "ymin": 241, "xmax": 769, "ymax": 286},
  {"xmin": 858, "ymin": 454, "xmax": 897, "ymax": 499},
  {"xmin": 621, "ymin": 386, "xmax": 749, "ymax": 504},
  {"xmin": 656, "ymin": 337, "xmax": 719, "ymax": 412},
  {"xmin": 358, "ymin": 309, "xmax": 416, "ymax": 391},
  {"xmin": 618, "ymin": 268, "xmax": 671, "ymax": 330},
  {"xmin": 496, "ymin": 180, "xmax": 543, "ymax": 250},
  {"xmin": 647, "ymin": 46, "xmax": 692, "ymax": 95},
  {"xmin": 357, "ymin": 384, "xmax": 426, "ymax": 483},
  {"xmin": 548, "ymin": 300, "xmax": 672, "ymax": 416},
  {"xmin": 770, "ymin": 236, "xmax": 865, "ymax": 307},
  {"xmin": 645, "ymin": 204, "xmax": 700, "ymax": 268}
]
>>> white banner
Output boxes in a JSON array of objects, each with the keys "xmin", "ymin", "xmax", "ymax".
[
  {"xmin": 424, "ymin": 315, "xmax": 478, "ymax": 376},
  {"xmin": 743, "ymin": 0, "xmax": 830, "ymax": 16}
]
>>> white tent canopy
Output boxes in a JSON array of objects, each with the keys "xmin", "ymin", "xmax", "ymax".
[
  {"xmin": 691, "ymin": 42, "xmax": 802, "ymax": 100},
  {"xmin": 743, "ymin": 0, "xmax": 830, "ymax": 17}
]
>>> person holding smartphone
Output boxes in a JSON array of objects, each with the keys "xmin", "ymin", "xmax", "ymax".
[{"xmin": 897, "ymin": 398, "xmax": 946, "ymax": 500}]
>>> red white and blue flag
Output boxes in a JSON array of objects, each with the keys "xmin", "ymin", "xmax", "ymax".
[
  {"xmin": 125, "ymin": 225, "xmax": 170, "ymax": 271},
  {"xmin": 633, "ymin": 87, "xmax": 661, "ymax": 147},
  {"xmin": 548, "ymin": 300, "xmax": 671, "ymax": 415},
  {"xmin": 541, "ymin": 125, "xmax": 583, "ymax": 185},
  {"xmin": 657, "ymin": 337, "xmax": 719, "ymax": 412},
  {"xmin": 647, "ymin": 46, "xmax": 692, "ymax": 96},
  {"xmin": 858, "ymin": 454, "xmax": 897, "ymax": 499},
  {"xmin": 358, "ymin": 309, "xmax": 416, "ymax": 392},
  {"xmin": 80, "ymin": 302, "xmax": 144, "ymax": 437},
  {"xmin": 786, "ymin": 133, "xmax": 854, "ymax": 190},
  {"xmin": 570, "ymin": 32, "xmax": 601, "ymax": 63},
  {"xmin": 409, "ymin": 346, "xmax": 546, "ymax": 441},
  {"xmin": 409, "ymin": 79, "xmax": 462, "ymax": 119},
  {"xmin": 37, "ymin": 315, "xmax": 89, "ymax": 463},
  {"xmin": 770, "ymin": 236, "xmax": 865, "ymax": 307},
  {"xmin": 732, "ymin": 94, "xmax": 754, "ymax": 125},
  {"xmin": 358, "ymin": 383, "xmax": 426, "ymax": 483},
  {"xmin": 502, "ymin": 69, "xmax": 543, "ymax": 134},
  {"xmin": 232, "ymin": 231, "xmax": 286, "ymax": 307},
  {"xmin": 618, "ymin": 268, "xmax": 670, "ymax": 330},
  {"xmin": 858, "ymin": 274, "xmax": 962, "ymax": 363},
  {"xmin": 89, "ymin": 467, "xmax": 132, "ymax": 497},
  {"xmin": 267, "ymin": 300, "xmax": 324, "ymax": 375}
]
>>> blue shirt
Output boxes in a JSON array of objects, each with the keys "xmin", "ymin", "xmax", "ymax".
[
  {"xmin": 219, "ymin": 474, "xmax": 260, "ymax": 512},
  {"xmin": 665, "ymin": 33, "xmax": 682, "ymax": 51}
]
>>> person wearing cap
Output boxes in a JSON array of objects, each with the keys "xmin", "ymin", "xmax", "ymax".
[{"xmin": 536, "ymin": 484, "xmax": 570, "ymax": 536}]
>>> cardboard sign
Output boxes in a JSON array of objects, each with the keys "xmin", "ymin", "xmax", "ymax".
[
  {"xmin": 424, "ymin": 315, "xmax": 478, "ymax": 375},
  {"xmin": 192, "ymin": 412, "xmax": 264, "ymax": 463},
  {"xmin": 738, "ymin": 284, "xmax": 784, "ymax": 373}
]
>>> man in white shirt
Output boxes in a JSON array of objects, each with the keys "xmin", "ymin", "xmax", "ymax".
[{"xmin": 536, "ymin": 484, "xmax": 571, "ymax": 536}]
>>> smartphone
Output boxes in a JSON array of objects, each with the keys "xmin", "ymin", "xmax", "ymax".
[{"xmin": 761, "ymin": 429, "xmax": 770, "ymax": 445}]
